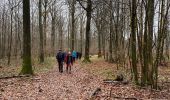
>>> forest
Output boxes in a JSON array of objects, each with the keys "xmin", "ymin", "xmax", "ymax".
[{"xmin": 0, "ymin": 0, "xmax": 170, "ymax": 99}]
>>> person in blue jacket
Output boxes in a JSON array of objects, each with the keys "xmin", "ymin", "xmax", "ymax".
[{"xmin": 72, "ymin": 50, "xmax": 77, "ymax": 63}]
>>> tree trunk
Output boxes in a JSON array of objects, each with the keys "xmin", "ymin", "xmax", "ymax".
[
  {"xmin": 7, "ymin": 9, "xmax": 13, "ymax": 65},
  {"xmin": 0, "ymin": 6, "xmax": 6, "ymax": 59},
  {"xmin": 80, "ymin": 14, "xmax": 83, "ymax": 54},
  {"xmin": 147, "ymin": 0, "xmax": 154, "ymax": 86},
  {"xmin": 43, "ymin": 0, "xmax": 48, "ymax": 55},
  {"xmin": 131, "ymin": 0, "xmax": 138, "ymax": 85},
  {"xmin": 39, "ymin": 0, "xmax": 44, "ymax": 63},
  {"xmin": 153, "ymin": 0, "xmax": 170, "ymax": 89},
  {"xmin": 83, "ymin": 0, "xmax": 92, "ymax": 62},
  {"xmin": 71, "ymin": 0, "xmax": 75, "ymax": 51},
  {"xmin": 51, "ymin": 16, "xmax": 55, "ymax": 56},
  {"xmin": 109, "ymin": 0, "xmax": 113, "ymax": 63},
  {"xmin": 96, "ymin": 8, "xmax": 102, "ymax": 58},
  {"xmin": 20, "ymin": 0, "xmax": 33, "ymax": 75}
]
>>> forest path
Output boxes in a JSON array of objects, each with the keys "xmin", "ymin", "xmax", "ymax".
[
  {"xmin": 1, "ymin": 59, "xmax": 170, "ymax": 100},
  {"xmin": 0, "ymin": 61, "xmax": 102, "ymax": 100}
]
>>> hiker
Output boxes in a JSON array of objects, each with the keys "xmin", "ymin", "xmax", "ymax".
[
  {"xmin": 77, "ymin": 52, "xmax": 82, "ymax": 60},
  {"xmin": 65, "ymin": 51, "xmax": 73, "ymax": 74},
  {"xmin": 56, "ymin": 49, "xmax": 64, "ymax": 73},
  {"xmin": 63, "ymin": 50, "xmax": 67, "ymax": 60},
  {"xmin": 72, "ymin": 50, "xmax": 77, "ymax": 62}
]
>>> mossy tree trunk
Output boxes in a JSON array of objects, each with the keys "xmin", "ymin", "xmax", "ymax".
[
  {"xmin": 20, "ymin": 0, "xmax": 33, "ymax": 75},
  {"xmin": 85, "ymin": 0, "xmax": 92, "ymax": 62}
]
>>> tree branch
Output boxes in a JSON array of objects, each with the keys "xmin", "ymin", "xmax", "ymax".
[{"xmin": 76, "ymin": 0, "xmax": 87, "ymax": 11}]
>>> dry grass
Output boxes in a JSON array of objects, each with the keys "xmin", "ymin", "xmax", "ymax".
[{"xmin": 0, "ymin": 57, "xmax": 56, "ymax": 78}]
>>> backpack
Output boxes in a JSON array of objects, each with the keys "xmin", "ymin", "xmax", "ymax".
[{"xmin": 57, "ymin": 52, "xmax": 63, "ymax": 61}]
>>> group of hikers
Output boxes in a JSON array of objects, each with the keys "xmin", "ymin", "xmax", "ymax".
[{"xmin": 56, "ymin": 49, "xmax": 82, "ymax": 74}]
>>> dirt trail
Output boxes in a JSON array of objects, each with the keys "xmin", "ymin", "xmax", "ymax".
[
  {"xmin": 1, "ymin": 60, "xmax": 170, "ymax": 100},
  {"xmin": 0, "ymin": 62, "xmax": 102, "ymax": 100}
]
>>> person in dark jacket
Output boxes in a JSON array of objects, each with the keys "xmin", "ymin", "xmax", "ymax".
[
  {"xmin": 56, "ymin": 49, "xmax": 64, "ymax": 73},
  {"xmin": 77, "ymin": 52, "xmax": 82, "ymax": 60},
  {"xmin": 64, "ymin": 51, "xmax": 73, "ymax": 74}
]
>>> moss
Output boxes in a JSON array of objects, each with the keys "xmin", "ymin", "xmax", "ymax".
[
  {"xmin": 33, "ymin": 57, "xmax": 55, "ymax": 73},
  {"xmin": 20, "ymin": 56, "xmax": 33, "ymax": 75},
  {"xmin": 82, "ymin": 57, "xmax": 91, "ymax": 63}
]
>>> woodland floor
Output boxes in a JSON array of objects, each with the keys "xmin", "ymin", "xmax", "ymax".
[{"xmin": 0, "ymin": 56, "xmax": 170, "ymax": 100}]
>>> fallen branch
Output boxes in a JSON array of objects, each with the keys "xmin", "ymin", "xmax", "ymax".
[
  {"xmin": 0, "ymin": 74, "xmax": 31, "ymax": 79},
  {"xmin": 113, "ymin": 96, "xmax": 137, "ymax": 100},
  {"xmin": 103, "ymin": 79, "xmax": 129, "ymax": 85},
  {"xmin": 90, "ymin": 88, "xmax": 101, "ymax": 99}
]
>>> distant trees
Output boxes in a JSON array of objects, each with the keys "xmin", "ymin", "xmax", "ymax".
[
  {"xmin": 49, "ymin": 0, "xmax": 57, "ymax": 56},
  {"xmin": 0, "ymin": 0, "xmax": 63, "ymax": 68},
  {"xmin": 0, "ymin": 0, "xmax": 170, "ymax": 89},
  {"xmin": 85, "ymin": 0, "xmax": 170, "ymax": 89}
]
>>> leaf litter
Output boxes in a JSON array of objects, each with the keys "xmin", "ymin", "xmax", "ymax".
[{"xmin": 0, "ymin": 60, "xmax": 170, "ymax": 100}]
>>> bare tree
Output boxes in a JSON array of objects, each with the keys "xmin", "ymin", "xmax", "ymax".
[
  {"xmin": 20, "ymin": 0, "xmax": 33, "ymax": 74},
  {"xmin": 39, "ymin": 0, "xmax": 44, "ymax": 63}
]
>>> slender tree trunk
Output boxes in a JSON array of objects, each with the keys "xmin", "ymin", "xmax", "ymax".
[
  {"xmin": 96, "ymin": 8, "xmax": 102, "ymax": 58},
  {"xmin": 154, "ymin": 0, "xmax": 170, "ymax": 89},
  {"xmin": 59, "ymin": 23, "xmax": 63, "ymax": 50},
  {"xmin": 142, "ymin": 1, "xmax": 149, "ymax": 86},
  {"xmin": 0, "ymin": 7, "xmax": 6, "ymax": 59},
  {"xmin": 39, "ymin": 0, "xmax": 44, "ymax": 63},
  {"xmin": 98, "ymin": 30, "xmax": 102, "ymax": 58},
  {"xmin": 14, "ymin": 10, "xmax": 19, "ymax": 58},
  {"xmin": 109, "ymin": 0, "xmax": 113, "ymax": 63},
  {"xmin": 80, "ymin": 14, "xmax": 83, "ymax": 54},
  {"xmin": 51, "ymin": 15, "xmax": 56, "ymax": 56},
  {"xmin": 2, "ymin": 12, "xmax": 7, "ymax": 58},
  {"xmin": 71, "ymin": 0, "xmax": 75, "ymax": 51},
  {"xmin": 43, "ymin": 0, "xmax": 48, "ymax": 55},
  {"xmin": 7, "ymin": 9, "xmax": 13, "ymax": 65}
]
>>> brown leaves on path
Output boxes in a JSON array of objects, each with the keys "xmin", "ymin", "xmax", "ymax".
[
  {"xmin": 0, "ymin": 58, "xmax": 170, "ymax": 100},
  {"xmin": 0, "ymin": 62, "xmax": 102, "ymax": 100}
]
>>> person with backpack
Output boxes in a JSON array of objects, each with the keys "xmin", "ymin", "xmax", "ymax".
[
  {"xmin": 76, "ymin": 52, "xmax": 82, "ymax": 60},
  {"xmin": 65, "ymin": 51, "xmax": 73, "ymax": 74},
  {"xmin": 56, "ymin": 49, "xmax": 64, "ymax": 73},
  {"xmin": 72, "ymin": 50, "xmax": 77, "ymax": 63}
]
